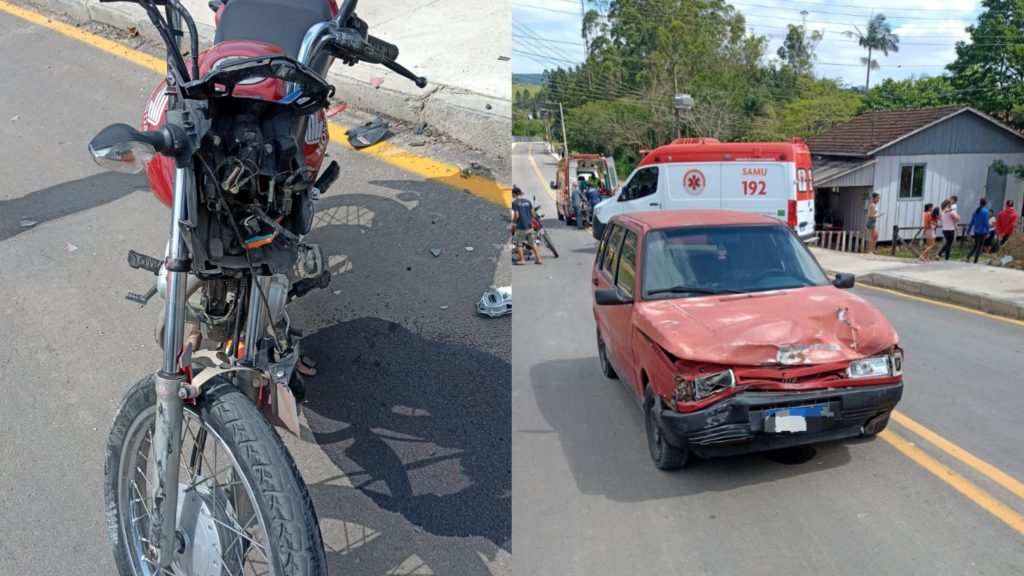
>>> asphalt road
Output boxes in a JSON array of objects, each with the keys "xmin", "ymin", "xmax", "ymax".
[
  {"xmin": 511, "ymin": 143, "xmax": 1024, "ymax": 575},
  {"xmin": 0, "ymin": 8, "xmax": 510, "ymax": 575}
]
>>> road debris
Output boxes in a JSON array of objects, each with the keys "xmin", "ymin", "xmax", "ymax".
[
  {"xmin": 440, "ymin": 305, "xmax": 449, "ymax": 310},
  {"xmin": 326, "ymin": 103, "xmax": 348, "ymax": 117},
  {"xmin": 430, "ymin": 248, "xmax": 442, "ymax": 257},
  {"xmin": 347, "ymin": 119, "xmax": 390, "ymax": 148},
  {"xmin": 464, "ymin": 246, "xmax": 474, "ymax": 252},
  {"xmin": 65, "ymin": 243, "xmax": 78, "ymax": 252},
  {"xmin": 476, "ymin": 286, "xmax": 511, "ymax": 318},
  {"xmin": 10, "ymin": 115, "xmax": 19, "ymax": 121},
  {"xmin": 19, "ymin": 219, "xmax": 37, "ymax": 228},
  {"xmin": 369, "ymin": 76, "xmax": 384, "ymax": 88},
  {"xmin": 410, "ymin": 140, "xmax": 426, "ymax": 147}
]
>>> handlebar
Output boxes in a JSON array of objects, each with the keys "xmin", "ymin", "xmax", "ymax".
[{"xmin": 367, "ymin": 35, "xmax": 398, "ymax": 61}]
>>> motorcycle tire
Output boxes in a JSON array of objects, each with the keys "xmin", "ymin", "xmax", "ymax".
[
  {"xmin": 541, "ymin": 230, "xmax": 559, "ymax": 258},
  {"xmin": 105, "ymin": 373, "xmax": 326, "ymax": 576}
]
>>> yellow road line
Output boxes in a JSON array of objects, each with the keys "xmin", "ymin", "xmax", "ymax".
[
  {"xmin": 891, "ymin": 410, "xmax": 1024, "ymax": 502},
  {"xmin": 527, "ymin": 144, "xmax": 556, "ymax": 202},
  {"xmin": 0, "ymin": 0, "xmax": 164, "ymax": 72},
  {"xmin": 880, "ymin": 429, "xmax": 1024, "ymax": 536},
  {"xmin": 0, "ymin": 0, "xmax": 510, "ymax": 208},
  {"xmin": 857, "ymin": 284, "xmax": 1024, "ymax": 328},
  {"xmin": 326, "ymin": 124, "xmax": 511, "ymax": 208}
]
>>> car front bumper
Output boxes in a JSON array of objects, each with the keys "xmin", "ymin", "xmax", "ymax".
[{"xmin": 656, "ymin": 382, "xmax": 903, "ymax": 458}]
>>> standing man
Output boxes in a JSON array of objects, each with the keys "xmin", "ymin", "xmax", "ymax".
[
  {"xmin": 866, "ymin": 193, "xmax": 882, "ymax": 254},
  {"xmin": 585, "ymin": 182, "xmax": 601, "ymax": 228},
  {"xmin": 571, "ymin": 176, "xmax": 585, "ymax": 230},
  {"xmin": 511, "ymin": 185, "xmax": 542, "ymax": 265},
  {"xmin": 995, "ymin": 200, "xmax": 1019, "ymax": 245}
]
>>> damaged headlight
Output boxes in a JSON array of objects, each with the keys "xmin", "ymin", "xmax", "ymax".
[
  {"xmin": 673, "ymin": 369, "xmax": 736, "ymax": 403},
  {"xmin": 847, "ymin": 351, "xmax": 901, "ymax": 379}
]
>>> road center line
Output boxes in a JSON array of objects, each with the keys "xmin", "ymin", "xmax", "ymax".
[
  {"xmin": 527, "ymin": 144, "xmax": 557, "ymax": 202},
  {"xmin": 0, "ymin": 0, "xmax": 511, "ymax": 208},
  {"xmin": 857, "ymin": 284, "xmax": 1024, "ymax": 328},
  {"xmin": 879, "ymin": 429, "xmax": 1024, "ymax": 536},
  {"xmin": 891, "ymin": 410, "xmax": 1024, "ymax": 501}
]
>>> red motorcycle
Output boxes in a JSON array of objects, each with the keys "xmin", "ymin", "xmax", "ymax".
[{"xmin": 88, "ymin": 0, "xmax": 425, "ymax": 573}]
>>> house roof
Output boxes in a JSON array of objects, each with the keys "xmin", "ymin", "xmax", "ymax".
[
  {"xmin": 813, "ymin": 156, "xmax": 876, "ymax": 186},
  {"xmin": 806, "ymin": 106, "xmax": 1024, "ymax": 156}
]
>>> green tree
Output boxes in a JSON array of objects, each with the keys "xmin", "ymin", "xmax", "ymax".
[
  {"xmin": 860, "ymin": 76, "xmax": 958, "ymax": 112},
  {"xmin": 843, "ymin": 14, "xmax": 900, "ymax": 91},
  {"xmin": 777, "ymin": 23, "xmax": 823, "ymax": 77},
  {"xmin": 949, "ymin": 0, "xmax": 1024, "ymax": 128}
]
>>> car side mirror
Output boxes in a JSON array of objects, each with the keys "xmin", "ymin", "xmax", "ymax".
[
  {"xmin": 832, "ymin": 273, "xmax": 855, "ymax": 289},
  {"xmin": 594, "ymin": 288, "xmax": 633, "ymax": 305},
  {"xmin": 549, "ymin": 180, "xmax": 557, "ymax": 190}
]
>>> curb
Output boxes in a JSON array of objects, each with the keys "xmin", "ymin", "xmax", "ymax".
[
  {"xmin": 823, "ymin": 267, "xmax": 1024, "ymax": 322},
  {"xmin": 29, "ymin": 0, "xmax": 510, "ymax": 165}
]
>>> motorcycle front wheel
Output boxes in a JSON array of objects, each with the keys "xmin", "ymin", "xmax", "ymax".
[
  {"xmin": 541, "ymin": 230, "xmax": 560, "ymax": 258},
  {"xmin": 104, "ymin": 374, "xmax": 326, "ymax": 576}
]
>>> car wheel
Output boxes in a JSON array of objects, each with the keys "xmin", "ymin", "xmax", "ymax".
[
  {"xmin": 645, "ymin": 388, "xmax": 688, "ymax": 470},
  {"xmin": 597, "ymin": 330, "xmax": 616, "ymax": 379}
]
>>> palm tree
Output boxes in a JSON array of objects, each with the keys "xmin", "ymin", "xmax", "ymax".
[{"xmin": 844, "ymin": 14, "xmax": 900, "ymax": 91}]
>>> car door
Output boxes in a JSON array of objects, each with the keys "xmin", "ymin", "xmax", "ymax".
[
  {"xmin": 663, "ymin": 162, "xmax": 722, "ymax": 210},
  {"xmin": 593, "ymin": 223, "xmax": 639, "ymax": 392},
  {"xmin": 618, "ymin": 166, "xmax": 660, "ymax": 212}
]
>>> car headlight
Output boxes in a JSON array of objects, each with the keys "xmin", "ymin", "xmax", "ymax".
[
  {"xmin": 674, "ymin": 369, "xmax": 736, "ymax": 403},
  {"xmin": 847, "ymin": 351, "xmax": 901, "ymax": 379}
]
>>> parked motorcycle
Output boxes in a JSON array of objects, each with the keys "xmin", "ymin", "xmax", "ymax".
[{"xmin": 88, "ymin": 0, "xmax": 426, "ymax": 573}]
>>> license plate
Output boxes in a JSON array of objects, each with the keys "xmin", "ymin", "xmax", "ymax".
[{"xmin": 764, "ymin": 404, "xmax": 832, "ymax": 433}]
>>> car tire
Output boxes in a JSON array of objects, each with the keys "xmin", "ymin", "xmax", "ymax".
[
  {"xmin": 644, "ymin": 387, "xmax": 688, "ymax": 470},
  {"xmin": 597, "ymin": 329, "xmax": 616, "ymax": 379}
]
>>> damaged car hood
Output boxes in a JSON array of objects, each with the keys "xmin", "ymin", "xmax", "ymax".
[{"xmin": 635, "ymin": 286, "xmax": 898, "ymax": 366}]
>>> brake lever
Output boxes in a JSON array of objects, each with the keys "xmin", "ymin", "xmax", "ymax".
[{"xmin": 380, "ymin": 57, "xmax": 427, "ymax": 89}]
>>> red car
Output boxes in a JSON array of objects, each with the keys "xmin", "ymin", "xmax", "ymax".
[{"xmin": 592, "ymin": 211, "xmax": 904, "ymax": 469}]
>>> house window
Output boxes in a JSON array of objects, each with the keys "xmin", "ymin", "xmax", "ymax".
[{"xmin": 899, "ymin": 165, "xmax": 925, "ymax": 199}]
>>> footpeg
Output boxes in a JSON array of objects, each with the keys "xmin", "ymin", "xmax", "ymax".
[
  {"xmin": 126, "ymin": 285, "xmax": 158, "ymax": 306},
  {"xmin": 312, "ymin": 161, "xmax": 339, "ymax": 199},
  {"xmin": 288, "ymin": 270, "xmax": 331, "ymax": 301},
  {"xmin": 128, "ymin": 249, "xmax": 162, "ymax": 274}
]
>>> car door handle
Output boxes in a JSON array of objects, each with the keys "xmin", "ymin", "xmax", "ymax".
[{"xmin": 649, "ymin": 202, "xmax": 659, "ymax": 207}]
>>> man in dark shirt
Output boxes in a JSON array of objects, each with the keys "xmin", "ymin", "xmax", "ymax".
[{"xmin": 511, "ymin": 185, "xmax": 542, "ymax": 264}]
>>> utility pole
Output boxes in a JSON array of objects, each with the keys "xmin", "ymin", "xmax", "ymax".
[
  {"xmin": 581, "ymin": 0, "xmax": 588, "ymax": 59},
  {"xmin": 559, "ymin": 102, "xmax": 569, "ymax": 159}
]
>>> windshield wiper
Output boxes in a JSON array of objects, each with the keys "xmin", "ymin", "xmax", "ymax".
[{"xmin": 646, "ymin": 286, "xmax": 740, "ymax": 296}]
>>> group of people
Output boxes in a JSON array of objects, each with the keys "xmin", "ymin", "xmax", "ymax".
[
  {"xmin": 916, "ymin": 196, "xmax": 1020, "ymax": 263},
  {"xmin": 570, "ymin": 176, "xmax": 603, "ymax": 229}
]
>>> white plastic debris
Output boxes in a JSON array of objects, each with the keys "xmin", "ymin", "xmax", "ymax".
[
  {"xmin": 65, "ymin": 243, "xmax": 78, "ymax": 252},
  {"xmin": 19, "ymin": 219, "xmax": 37, "ymax": 228},
  {"xmin": 1000, "ymin": 255, "xmax": 1013, "ymax": 266},
  {"xmin": 476, "ymin": 285, "xmax": 511, "ymax": 317},
  {"xmin": 464, "ymin": 246, "xmax": 474, "ymax": 252},
  {"xmin": 430, "ymin": 248, "xmax": 442, "ymax": 257}
]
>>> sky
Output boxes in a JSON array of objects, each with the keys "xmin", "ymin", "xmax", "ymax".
[{"xmin": 512, "ymin": 0, "xmax": 984, "ymax": 89}]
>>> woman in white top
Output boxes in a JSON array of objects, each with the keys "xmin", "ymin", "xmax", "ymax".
[{"xmin": 938, "ymin": 199, "xmax": 959, "ymax": 260}]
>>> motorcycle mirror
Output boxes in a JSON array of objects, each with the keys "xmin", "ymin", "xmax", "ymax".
[{"xmin": 88, "ymin": 123, "xmax": 157, "ymax": 174}]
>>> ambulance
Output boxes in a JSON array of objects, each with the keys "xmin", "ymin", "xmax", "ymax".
[{"xmin": 592, "ymin": 138, "xmax": 816, "ymax": 242}]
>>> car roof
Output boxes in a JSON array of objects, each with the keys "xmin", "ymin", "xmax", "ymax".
[{"xmin": 611, "ymin": 210, "xmax": 783, "ymax": 231}]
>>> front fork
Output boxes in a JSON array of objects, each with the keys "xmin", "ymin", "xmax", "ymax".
[{"xmin": 147, "ymin": 165, "xmax": 190, "ymax": 566}]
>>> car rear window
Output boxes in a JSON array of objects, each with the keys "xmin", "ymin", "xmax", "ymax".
[{"xmin": 642, "ymin": 224, "xmax": 829, "ymax": 299}]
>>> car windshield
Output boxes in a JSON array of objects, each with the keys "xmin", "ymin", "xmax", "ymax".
[{"xmin": 642, "ymin": 224, "xmax": 829, "ymax": 299}]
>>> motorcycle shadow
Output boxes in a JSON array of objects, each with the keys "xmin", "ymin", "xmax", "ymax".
[{"xmin": 300, "ymin": 316, "xmax": 511, "ymax": 574}]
